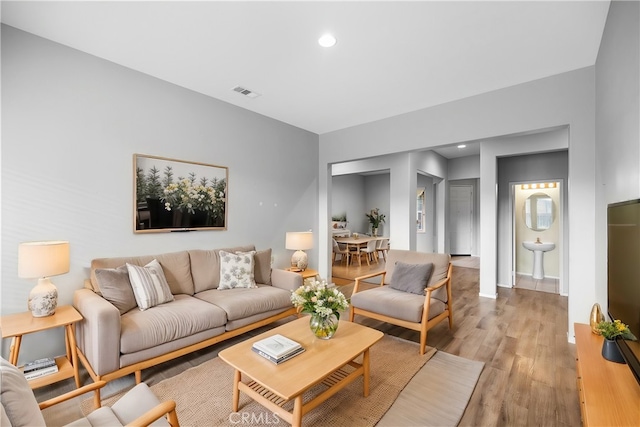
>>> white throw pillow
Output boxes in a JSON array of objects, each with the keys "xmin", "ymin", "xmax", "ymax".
[
  {"xmin": 219, "ymin": 250, "xmax": 257, "ymax": 290},
  {"xmin": 126, "ymin": 259, "xmax": 174, "ymax": 310}
]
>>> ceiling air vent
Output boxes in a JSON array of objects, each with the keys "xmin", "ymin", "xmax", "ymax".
[{"xmin": 232, "ymin": 85, "xmax": 261, "ymax": 99}]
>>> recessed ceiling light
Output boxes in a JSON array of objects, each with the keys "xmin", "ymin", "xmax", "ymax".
[
  {"xmin": 318, "ymin": 34, "xmax": 337, "ymax": 48},
  {"xmin": 457, "ymin": 144, "xmax": 466, "ymax": 149}
]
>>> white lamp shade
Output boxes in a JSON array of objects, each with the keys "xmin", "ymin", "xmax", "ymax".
[
  {"xmin": 285, "ymin": 232, "xmax": 313, "ymax": 250},
  {"xmin": 18, "ymin": 241, "xmax": 70, "ymax": 279}
]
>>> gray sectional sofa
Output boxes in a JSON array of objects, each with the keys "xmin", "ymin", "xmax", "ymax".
[{"xmin": 73, "ymin": 245, "xmax": 301, "ymax": 384}]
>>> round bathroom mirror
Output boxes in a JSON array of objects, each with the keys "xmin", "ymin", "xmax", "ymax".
[{"xmin": 523, "ymin": 192, "xmax": 555, "ymax": 231}]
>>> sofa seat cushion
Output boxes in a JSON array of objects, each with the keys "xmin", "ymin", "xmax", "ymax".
[
  {"xmin": 120, "ymin": 295, "xmax": 227, "ymax": 354},
  {"xmin": 350, "ymin": 286, "xmax": 445, "ymax": 323},
  {"xmin": 195, "ymin": 285, "xmax": 292, "ymax": 321}
]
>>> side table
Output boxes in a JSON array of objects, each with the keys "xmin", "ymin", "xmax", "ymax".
[
  {"xmin": 0, "ymin": 305, "xmax": 83, "ymax": 389},
  {"xmin": 286, "ymin": 268, "xmax": 319, "ymax": 281}
]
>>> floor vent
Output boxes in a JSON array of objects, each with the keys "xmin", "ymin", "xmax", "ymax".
[{"xmin": 232, "ymin": 86, "xmax": 261, "ymax": 99}]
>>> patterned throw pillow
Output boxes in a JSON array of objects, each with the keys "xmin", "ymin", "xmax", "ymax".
[
  {"xmin": 219, "ymin": 250, "xmax": 257, "ymax": 290},
  {"xmin": 237, "ymin": 248, "xmax": 272, "ymax": 285},
  {"xmin": 126, "ymin": 259, "xmax": 174, "ymax": 310}
]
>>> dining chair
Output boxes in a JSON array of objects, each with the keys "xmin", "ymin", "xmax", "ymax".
[
  {"xmin": 359, "ymin": 239, "xmax": 379, "ymax": 265},
  {"xmin": 376, "ymin": 238, "xmax": 390, "ymax": 261},
  {"xmin": 332, "ymin": 238, "xmax": 350, "ymax": 264}
]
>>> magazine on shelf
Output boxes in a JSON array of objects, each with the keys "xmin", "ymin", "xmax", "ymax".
[
  {"xmin": 24, "ymin": 364, "xmax": 58, "ymax": 380},
  {"xmin": 252, "ymin": 334, "xmax": 302, "ymax": 359},
  {"xmin": 252, "ymin": 346, "xmax": 305, "ymax": 364},
  {"xmin": 23, "ymin": 357, "xmax": 56, "ymax": 374}
]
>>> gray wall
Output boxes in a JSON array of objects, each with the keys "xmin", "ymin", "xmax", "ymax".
[
  {"xmin": 595, "ymin": 0, "xmax": 640, "ymax": 307},
  {"xmin": 1, "ymin": 26, "xmax": 319, "ymax": 363},
  {"xmin": 331, "ymin": 174, "xmax": 365, "ymax": 233},
  {"xmin": 331, "ymin": 173, "xmax": 390, "ymax": 236}
]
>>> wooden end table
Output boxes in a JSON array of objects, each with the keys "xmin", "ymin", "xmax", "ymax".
[
  {"xmin": 0, "ymin": 305, "xmax": 83, "ymax": 389},
  {"xmin": 286, "ymin": 268, "xmax": 319, "ymax": 281},
  {"xmin": 219, "ymin": 317, "xmax": 384, "ymax": 427}
]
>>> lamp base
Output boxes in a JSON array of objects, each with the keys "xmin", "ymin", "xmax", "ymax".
[
  {"xmin": 291, "ymin": 250, "xmax": 308, "ymax": 271},
  {"xmin": 28, "ymin": 278, "xmax": 58, "ymax": 317}
]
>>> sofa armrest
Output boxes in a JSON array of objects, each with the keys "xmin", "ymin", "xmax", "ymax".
[
  {"xmin": 73, "ymin": 289, "xmax": 121, "ymax": 377},
  {"xmin": 270, "ymin": 269, "xmax": 303, "ymax": 292}
]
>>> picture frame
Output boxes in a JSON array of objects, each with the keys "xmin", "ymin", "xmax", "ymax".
[{"xmin": 134, "ymin": 154, "xmax": 228, "ymax": 233}]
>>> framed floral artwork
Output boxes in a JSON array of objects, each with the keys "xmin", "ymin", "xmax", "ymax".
[{"xmin": 134, "ymin": 154, "xmax": 228, "ymax": 233}]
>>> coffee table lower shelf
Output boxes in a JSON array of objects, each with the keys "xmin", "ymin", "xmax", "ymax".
[{"xmin": 234, "ymin": 360, "xmax": 366, "ymax": 427}]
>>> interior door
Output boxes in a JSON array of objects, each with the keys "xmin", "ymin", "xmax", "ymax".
[{"xmin": 450, "ymin": 185, "xmax": 473, "ymax": 255}]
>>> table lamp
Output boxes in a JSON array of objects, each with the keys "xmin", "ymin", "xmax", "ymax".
[
  {"xmin": 18, "ymin": 241, "xmax": 70, "ymax": 317},
  {"xmin": 285, "ymin": 231, "xmax": 313, "ymax": 271}
]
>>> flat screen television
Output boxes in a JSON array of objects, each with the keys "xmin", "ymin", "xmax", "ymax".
[{"xmin": 607, "ymin": 199, "xmax": 640, "ymax": 386}]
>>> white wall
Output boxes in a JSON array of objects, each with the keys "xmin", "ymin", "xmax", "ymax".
[
  {"xmin": 595, "ymin": 0, "xmax": 640, "ymax": 310},
  {"xmin": 1, "ymin": 26, "xmax": 319, "ymax": 363},
  {"xmin": 320, "ymin": 66, "xmax": 597, "ymax": 340}
]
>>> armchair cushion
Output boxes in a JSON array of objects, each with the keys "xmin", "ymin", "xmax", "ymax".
[
  {"xmin": 110, "ymin": 383, "xmax": 169, "ymax": 426},
  {"xmin": 350, "ymin": 286, "xmax": 446, "ymax": 323},
  {"xmin": 0, "ymin": 358, "xmax": 45, "ymax": 427},
  {"xmin": 389, "ymin": 262, "xmax": 433, "ymax": 295}
]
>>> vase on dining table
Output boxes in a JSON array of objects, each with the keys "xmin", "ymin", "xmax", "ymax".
[{"xmin": 372, "ymin": 227, "xmax": 378, "ymax": 237}]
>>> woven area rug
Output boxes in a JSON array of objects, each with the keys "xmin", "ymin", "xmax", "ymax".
[{"xmin": 82, "ymin": 335, "xmax": 481, "ymax": 426}]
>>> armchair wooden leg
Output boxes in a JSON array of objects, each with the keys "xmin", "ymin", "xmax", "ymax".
[
  {"xmin": 349, "ymin": 307, "xmax": 355, "ymax": 322},
  {"xmin": 420, "ymin": 329, "xmax": 428, "ymax": 355}
]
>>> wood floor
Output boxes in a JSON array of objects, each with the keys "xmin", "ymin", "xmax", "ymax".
[{"xmin": 36, "ymin": 259, "xmax": 581, "ymax": 426}]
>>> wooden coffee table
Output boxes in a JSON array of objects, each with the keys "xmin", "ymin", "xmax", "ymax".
[{"xmin": 219, "ymin": 317, "xmax": 384, "ymax": 427}]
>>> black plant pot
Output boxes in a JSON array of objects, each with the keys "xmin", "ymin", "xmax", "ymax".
[{"xmin": 602, "ymin": 338, "xmax": 626, "ymax": 363}]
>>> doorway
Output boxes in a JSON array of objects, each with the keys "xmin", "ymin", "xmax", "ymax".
[
  {"xmin": 511, "ymin": 180, "xmax": 563, "ymax": 294},
  {"xmin": 450, "ymin": 185, "xmax": 474, "ymax": 255}
]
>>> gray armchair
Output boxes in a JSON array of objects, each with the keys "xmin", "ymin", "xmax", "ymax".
[
  {"xmin": 349, "ymin": 249, "xmax": 453, "ymax": 354},
  {"xmin": 0, "ymin": 357, "xmax": 179, "ymax": 427}
]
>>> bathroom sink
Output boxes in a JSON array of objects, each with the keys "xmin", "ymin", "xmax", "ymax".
[
  {"xmin": 522, "ymin": 241, "xmax": 555, "ymax": 252},
  {"xmin": 522, "ymin": 241, "xmax": 555, "ymax": 279}
]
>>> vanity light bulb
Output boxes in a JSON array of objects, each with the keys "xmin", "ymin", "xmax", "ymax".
[{"xmin": 318, "ymin": 34, "xmax": 337, "ymax": 48}]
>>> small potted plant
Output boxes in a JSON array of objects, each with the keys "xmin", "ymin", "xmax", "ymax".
[
  {"xmin": 595, "ymin": 319, "xmax": 637, "ymax": 363},
  {"xmin": 365, "ymin": 208, "xmax": 386, "ymax": 236}
]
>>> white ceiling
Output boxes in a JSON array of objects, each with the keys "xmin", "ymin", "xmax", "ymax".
[{"xmin": 1, "ymin": 1, "xmax": 610, "ymax": 141}]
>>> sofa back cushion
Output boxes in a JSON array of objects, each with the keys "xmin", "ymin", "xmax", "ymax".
[
  {"xmin": 91, "ymin": 251, "xmax": 194, "ymax": 295},
  {"xmin": 252, "ymin": 248, "xmax": 272, "ymax": 285},
  {"xmin": 94, "ymin": 265, "xmax": 137, "ymax": 315},
  {"xmin": 189, "ymin": 245, "xmax": 256, "ymax": 293}
]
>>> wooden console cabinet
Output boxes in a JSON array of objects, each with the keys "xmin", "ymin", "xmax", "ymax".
[{"xmin": 574, "ymin": 323, "xmax": 640, "ymax": 426}]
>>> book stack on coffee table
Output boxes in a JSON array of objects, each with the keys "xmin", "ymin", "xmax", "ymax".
[
  {"xmin": 251, "ymin": 334, "xmax": 305, "ymax": 364},
  {"xmin": 22, "ymin": 357, "xmax": 58, "ymax": 380}
]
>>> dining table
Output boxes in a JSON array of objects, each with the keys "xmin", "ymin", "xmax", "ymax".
[{"xmin": 334, "ymin": 236, "xmax": 385, "ymax": 266}]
